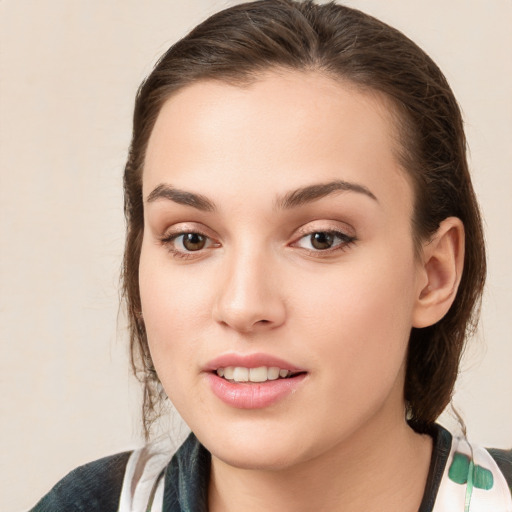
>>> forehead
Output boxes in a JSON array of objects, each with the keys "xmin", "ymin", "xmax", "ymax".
[{"xmin": 143, "ymin": 70, "xmax": 412, "ymax": 214}]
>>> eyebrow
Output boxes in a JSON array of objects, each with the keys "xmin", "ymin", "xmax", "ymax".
[
  {"xmin": 145, "ymin": 179, "xmax": 377, "ymax": 212},
  {"xmin": 275, "ymin": 180, "xmax": 378, "ymax": 209},
  {"xmin": 146, "ymin": 184, "xmax": 216, "ymax": 211}
]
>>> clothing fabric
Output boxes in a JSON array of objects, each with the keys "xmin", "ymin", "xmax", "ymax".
[
  {"xmin": 30, "ymin": 424, "xmax": 512, "ymax": 512},
  {"xmin": 29, "ymin": 450, "xmax": 131, "ymax": 512}
]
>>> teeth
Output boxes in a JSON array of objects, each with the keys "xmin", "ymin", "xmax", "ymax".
[
  {"xmin": 249, "ymin": 367, "xmax": 267, "ymax": 382},
  {"xmin": 232, "ymin": 367, "xmax": 249, "ymax": 382},
  {"xmin": 216, "ymin": 366, "xmax": 293, "ymax": 382},
  {"xmin": 267, "ymin": 367, "xmax": 280, "ymax": 380},
  {"xmin": 223, "ymin": 367, "xmax": 234, "ymax": 380}
]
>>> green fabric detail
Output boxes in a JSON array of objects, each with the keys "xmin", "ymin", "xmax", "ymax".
[
  {"xmin": 473, "ymin": 465, "xmax": 494, "ymax": 490},
  {"xmin": 464, "ymin": 459, "xmax": 474, "ymax": 512},
  {"xmin": 449, "ymin": 453, "xmax": 470, "ymax": 484},
  {"xmin": 449, "ymin": 452, "xmax": 494, "ymax": 491}
]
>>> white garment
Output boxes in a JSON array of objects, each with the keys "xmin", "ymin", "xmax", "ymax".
[
  {"xmin": 433, "ymin": 436, "xmax": 512, "ymax": 512},
  {"xmin": 118, "ymin": 436, "xmax": 175, "ymax": 512}
]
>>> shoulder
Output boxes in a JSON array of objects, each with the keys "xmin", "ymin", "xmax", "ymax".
[
  {"xmin": 421, "ymin": 425, "xmax": 512, "ymax": 512},
  {"xmin": 30, "ymin": 450, "xmax": 132, "ymax": 512},
  {"xmin": 434, "ymin": 433, "xmax": 512, "ymax": 511}
]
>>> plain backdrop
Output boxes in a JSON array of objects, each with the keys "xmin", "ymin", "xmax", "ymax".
[{"xmin": 1, "ymin": 1, "xmax": 511, "ymax": 510}]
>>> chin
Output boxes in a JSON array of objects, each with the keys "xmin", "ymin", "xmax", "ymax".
[
  {"xmin": 210, "ymin": 442, "xmax": 305, "ymax": 471},
  {"xmin": 194, "ymin": 420, "xmax": 318, "ymax": 471}
]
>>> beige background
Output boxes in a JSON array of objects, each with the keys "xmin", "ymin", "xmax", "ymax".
[{"xmin": 1, "ymin": 1, "xmax": 511, "ymax": 510}]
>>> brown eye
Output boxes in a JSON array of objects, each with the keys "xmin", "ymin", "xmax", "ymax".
[
  {"xmin": 310, "ymin": 232, "xmax": 335, "ymax": 250},
  {"xmin": 182, "ymin": 233, "xmax": 207, "ymax": 251},
  {"xmin": 294, "ymin": 229, "xmax": 356, "ymax": 253},
  {"xmin": 161, "ymin": 230, "xmax": 219, "ymax": 259}
]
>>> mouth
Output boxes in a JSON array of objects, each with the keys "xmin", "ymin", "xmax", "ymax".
[
  {"xmin": 204, "ymin": 354, "xmax": 308, "ymax": 409},
  {"xmin": 214, "ymin": 366, "xmax": 305, "ymax": 383}
]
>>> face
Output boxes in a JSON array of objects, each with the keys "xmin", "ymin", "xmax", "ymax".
[{"xmin": 139, "ymin": 71, "xmax": 424, "ymax": 470}]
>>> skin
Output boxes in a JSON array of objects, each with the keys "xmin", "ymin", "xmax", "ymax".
[{"xmin": 139, "ymin": 70, "xmax": 463, "ymax": 511}]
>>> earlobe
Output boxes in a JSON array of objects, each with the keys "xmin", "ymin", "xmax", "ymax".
[{"xmin": 412, "ymin": 217, "xmax": 465, "ymax": 328}]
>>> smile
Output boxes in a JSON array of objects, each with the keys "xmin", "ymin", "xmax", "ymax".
[
  {"xmin": 204, "ymin": 353, "xmax": 307, "ymax": 408},
  {"xmin": 215, "ymin": 366, "xmax": 297, "ymax": 383}
]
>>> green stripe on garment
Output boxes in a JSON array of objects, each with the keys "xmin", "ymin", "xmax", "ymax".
[{"xmin": 449, "ymin": 452, "xmax": 494, "ymax": 490}]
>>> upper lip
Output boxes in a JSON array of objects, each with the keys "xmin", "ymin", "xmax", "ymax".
[{"xmin": 204, "ymin": 353, "xmax": 306, "ymax": 372}]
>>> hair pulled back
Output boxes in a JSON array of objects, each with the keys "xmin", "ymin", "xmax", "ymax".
[{"xmin": 123, "ymin": 0, "xmax": 486, "ymax": 437}]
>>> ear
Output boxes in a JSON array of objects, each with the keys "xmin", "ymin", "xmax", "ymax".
[{"xmin": 412, "ymin": 217, "xmax": 465, "ymax": 328}]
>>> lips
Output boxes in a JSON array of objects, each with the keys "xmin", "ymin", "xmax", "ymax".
[
  {"xmin": 205, "ymin": 353, "xmax": 305, "ymax": 373},
  {"xmin": 204, "ymin": 353, "xmax": 307, "ymax": 409}
]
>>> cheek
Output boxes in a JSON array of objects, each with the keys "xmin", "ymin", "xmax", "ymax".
[
  {"xmin": 138, "ymin": 245, "xmax": 211, "ymax": 381},
  {"xmin": 140, "ymin": 234, "xmax": 211, "ymax": 321},
  {"xmin": 291, "ymin": 248, "xmax": 418, "ymax": 385}
]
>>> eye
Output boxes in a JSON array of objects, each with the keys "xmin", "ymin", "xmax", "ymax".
[
  {"xmin": 160, "ymin": 230, "xmax": 219, "ymax": 259},
  {"xmin": 294, "ymin": 230, "xmax": 355, "ymax": 252},
  {"xmin": 176, "ymin": 232, "xmax": 208, "ymax": 251}
]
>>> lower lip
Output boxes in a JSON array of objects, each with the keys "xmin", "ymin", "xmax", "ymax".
[{"xmin": 205, "ymin": 372, "xmax": 307, "ymax": 409}]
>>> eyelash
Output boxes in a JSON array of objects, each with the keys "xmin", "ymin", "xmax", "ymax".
[
  {"xmin": 159, "ymin": 230, "xmax": 217, "ymax": 260},
  {"xmin": 292, "ymin": 230, "xmax": 357, "ymax": 256},
  {"xmin": 159, "ymin": 228, "xmax": 356, "ymax": 260}
]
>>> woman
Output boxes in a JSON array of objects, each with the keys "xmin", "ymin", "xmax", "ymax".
[{"xmin": 31, "ymin": 1, "xmax": 511, "ymax": 511}]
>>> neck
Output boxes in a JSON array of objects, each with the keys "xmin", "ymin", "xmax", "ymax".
[{"xmin": 208, "ymin": 409, "xmax": 433, "ymax": 512}]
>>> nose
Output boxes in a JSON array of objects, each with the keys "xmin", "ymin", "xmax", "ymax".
[{"xmin": 212, "ymin": 247, "xmax": 286, "ymax": 334}]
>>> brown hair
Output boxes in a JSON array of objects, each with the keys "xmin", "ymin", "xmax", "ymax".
[{"xmin": 123, "ymin": 0, "xmax": 486, "ymax": 437}]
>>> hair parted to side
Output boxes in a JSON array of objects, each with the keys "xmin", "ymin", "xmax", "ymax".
[{"xmin": 122, "ymin": 0, "xmax": 486, "ymax": 438}]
